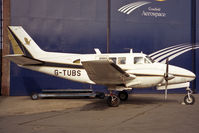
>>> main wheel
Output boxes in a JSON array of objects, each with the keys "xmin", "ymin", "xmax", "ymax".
[
  {"xmin": 184, "ymin": 95, "xmax": 195, "ymax": 105},
  {"xmin": 118, "ymin": 91, "xmax": 128, "ymax": 101},
  {"xmin": 107, "ymin": 95, "xmax": 120, "ymax": 107}
]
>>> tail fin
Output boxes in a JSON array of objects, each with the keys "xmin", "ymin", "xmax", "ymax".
[{"xmin": 7, "ymin": 26, "xmax": 45, "ymax": 59}]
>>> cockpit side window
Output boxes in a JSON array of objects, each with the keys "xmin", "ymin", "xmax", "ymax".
[
  {"xmin": 146, "ymin": 56, "xmax": 154, "ymax": 63},
  {"xmin": 144, "ymin": 58, "xmax": 150, "ymax": 64},
  {"xmin": 118, "ymin": 57, "xmax": 126, "ymax": 64}
]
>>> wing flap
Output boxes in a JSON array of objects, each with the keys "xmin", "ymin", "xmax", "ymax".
[
  {"xmin": 4, "ymin": 54, "xmax": 43, "ymax": 65},
  {"xmin": 82, "ymin": 60, "xmax": 135, "ymax": 84}
]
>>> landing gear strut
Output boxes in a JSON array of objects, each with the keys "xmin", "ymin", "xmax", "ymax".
[{"xmin": 184, "ymin": 88, "xmax": 195, "ymax": 105}]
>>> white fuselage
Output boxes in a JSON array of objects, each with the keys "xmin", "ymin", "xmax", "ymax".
[
  {"xmin": 21, "ymin": 51, "xmax": 195, "ymax": 89},
  {"xmin": 6, "ymin": 26, "xmax": 196, "ymax": 92}
]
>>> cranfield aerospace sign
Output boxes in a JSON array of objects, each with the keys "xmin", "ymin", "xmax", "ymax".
[
  {"xmin": 142, "ymin": 7, "xmax": 166, "ymax": 18},
  {"xmin": 118, "ymin": 1, "xmax": 167, "ymax": 18}
]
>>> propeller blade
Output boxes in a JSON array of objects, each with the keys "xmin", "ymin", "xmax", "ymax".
[
  {"xmin": 166, "ymin": 58, "xmax": 169, "ymax": 77},
  {"xmin": 165, "ymin": 80, "xmax": 168, "ymax": 100},
  {"xmin": 165, "ymin": 58, "xmax": 169, "ymax": 100}
]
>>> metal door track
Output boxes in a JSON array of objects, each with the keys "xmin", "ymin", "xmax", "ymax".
[{"xmin": 31, "ymin": 89, "xmax": 105, "ymax": 100}]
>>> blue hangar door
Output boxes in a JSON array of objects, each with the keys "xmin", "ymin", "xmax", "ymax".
[
  {"xmin": 110, "ymin": 0, "xmax": 199, "ymax": 93},
  {"xmin": 10, "ymin": 0, "xmax": 199, "ymax": 95}
]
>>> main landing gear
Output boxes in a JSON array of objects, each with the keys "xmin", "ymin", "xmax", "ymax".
[
  {"xmin": 106, "ymin": 90, "xmax": 129, "ymax": 107},
  {"xmin": 184, "ymin": 88, "xmax": 195, "ymax": 105},
  {"xmin": 107, "ymin": 94, "xmax": 120, "ymax": 107},
  {"xmin": 118, "ymin": 91, "xmax": 128, "ymax": 101}
]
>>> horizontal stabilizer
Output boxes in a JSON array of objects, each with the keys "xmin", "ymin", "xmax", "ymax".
[{"xmin": 4, "ymin": 54, "xmax": 43, "ymax": 66}]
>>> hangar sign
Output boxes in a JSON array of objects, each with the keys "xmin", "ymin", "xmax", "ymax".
[{"xmin": 118, "ymin": 1, "xmax": 167, "ymax": 18}]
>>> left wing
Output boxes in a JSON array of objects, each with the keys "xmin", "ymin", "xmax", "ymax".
[{"xmin": 82, "ymin": 60, "xmax": 136, "ymax": 85}]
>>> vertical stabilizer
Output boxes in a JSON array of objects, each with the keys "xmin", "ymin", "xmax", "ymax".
[{"xmin": 8, "ymin": 26, "xmax": 45, "ymax": 59}]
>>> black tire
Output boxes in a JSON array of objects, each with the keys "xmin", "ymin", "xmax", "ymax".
[
  {"xmin": 31, "ymin": 93, "xmax": 39, "ymax": 100},
  {"xmin": 184, "ymin": 95, "xmax": 195, "ymax": 105},
  {"xmin": 118, "ymin": 91, "xmax": 128, "ymax": 101},
  {"xmin": 107, "ymin": 95, "xmax": 120, "ymax": 107}
]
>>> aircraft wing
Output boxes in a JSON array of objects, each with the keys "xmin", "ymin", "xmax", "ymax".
[
  {"xmin": 82, "ymin": 60, "xmax": 136, "ymax": 85},
  {"xmin": 4, "ymin": 54, "xmax": 43, "ymax": 65}
]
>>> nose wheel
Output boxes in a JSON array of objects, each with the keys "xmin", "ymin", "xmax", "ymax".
[{"xmin": 184, "ymin": 88, "xmax": 195, "ymax": 105}]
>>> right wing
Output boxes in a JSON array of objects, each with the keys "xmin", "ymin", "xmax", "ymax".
[{"xmin": 82, "ymin": 60, "xmax": 136, "ymax": 85}]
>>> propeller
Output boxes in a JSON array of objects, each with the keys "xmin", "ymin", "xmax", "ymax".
[{"xmin": 164, "ymin": 58, "xmax": 169, "ymax": 100}]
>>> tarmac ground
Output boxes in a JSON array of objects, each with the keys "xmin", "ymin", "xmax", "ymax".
[{"xmin": 0, "ymin": 94, "xmax": 199, "ymax": 133}]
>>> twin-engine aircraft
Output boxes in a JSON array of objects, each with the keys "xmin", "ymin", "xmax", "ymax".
[{"xmin": 6, "ymin": 26, "xmax": 198, "ymax": 107}]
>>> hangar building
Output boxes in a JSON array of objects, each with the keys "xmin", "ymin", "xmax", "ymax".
[{"xmin": 1, "ymin": 0, "xmax": 199, "ymax": 96}]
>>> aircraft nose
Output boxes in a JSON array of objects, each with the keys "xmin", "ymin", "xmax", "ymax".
[
  {"xmin": 188, "ymin": 70, "xmax": 196, "ymax": 80},
  {"xmin": 170, "ymin": 65, "xmax": 196, "ymax": 82},
  {"xmin": 180, "ymin": 68, "xmax": 196, "ymax": 81}
]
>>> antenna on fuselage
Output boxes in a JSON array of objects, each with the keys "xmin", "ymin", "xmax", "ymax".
[
  {"xmin": 130, "ymin": 49, "xmax": 133, "ymax": 53},
  {"xmin": 94, "ymin": 48, "xmax": 101, "ymax": 54}
]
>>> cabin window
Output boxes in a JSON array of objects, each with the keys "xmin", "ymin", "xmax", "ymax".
[
  {"xmin": 109, "ymin": 57, "xmax": 116, "ymax": 64},
  {"xmin": 118, "ymin": 57, "xmax": 126, "ymax": 64},
  {"xmin": 134, "ymin": 57, "xmax": 144, "ymax": 64}
]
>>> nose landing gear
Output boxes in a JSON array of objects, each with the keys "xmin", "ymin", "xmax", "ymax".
[{"xmin": 184, "ymin": 88, "xmax": 195, "ymax": 105}]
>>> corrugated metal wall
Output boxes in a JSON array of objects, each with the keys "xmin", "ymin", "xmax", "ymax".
[{"xmin": 9, "ymin": 0, "xmax": 199, "ymax": 95}]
